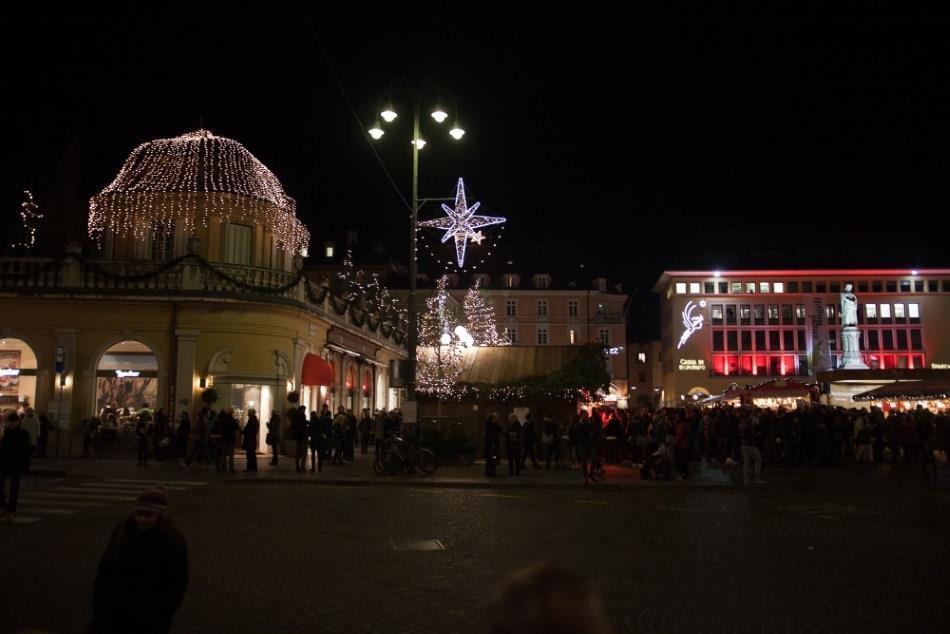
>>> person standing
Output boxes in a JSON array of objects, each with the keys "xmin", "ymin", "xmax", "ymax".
[
  {"xmin": 541, "ymin": 416, "xmax": 561, "ymax": 470},
  {"xmin": 1, "ymin": 413, "xmax": 32, "ymax": 522},
  {"xmin": 152, "ymin": 409, "xmax": 169, "ymax": 462},
  {"xmin": 359, "ymin": 408, "xmax": 373, "ymax": 455},
  {"xmin": 521, "ymin": 413, "xmax": 539, "ymax": 470},
  {"xmin": 266, "ymin": 411, "xmax": 281, "ymax": 466},
  {"xmin": 740, "ymin": 415, "xmax": 765, "ymax": 485},
  {"xmin": 135, "ymin": 416, "xmax": 152, "ymax": 466},
  {"xmin": 20, "ymin": 407, "xmax": 39, "ymax": 458},
  {"xmin": 293, "ymin": 406, "xmax": 309, "ymax": 472},
  {"xmin": 574, "ymin": 412, "xmax": 595, "ymax": 485},
  {"xmin": 218, "ymin": 408, "xmax": 239, "ymax": 473},
  {"xmin": 483, "ymin": 413, "xmax": 502, "ymax": 477},
  {"xmin": 242, "ymin": 409, "xmax": 259, "ymax": 472},
  {"xmin": 89, "ymin": 488, "xmax": 188, "ymax": 633},
  {"xmin": 176, "ymin": 412, "xmax": 191, "ymax": 463},
  {"xmin": 185, "ymin": 410, "xmax": 208, "ymax": 466},
  {"xmin": 307, "ymin": 411, "xmax": 323, "ymax": 473},
  {"xmin": 674, "ymin": 414, "xmax": 690, "ymax": 480},
  {"xmin": 505, "ymin": 413, "xmax": 523, "ymax": 476}
]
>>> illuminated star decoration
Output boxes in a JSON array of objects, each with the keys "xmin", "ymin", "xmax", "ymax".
[{"xmin": 418, "ymin": 178, "xmax": 506, "ymax": 267}]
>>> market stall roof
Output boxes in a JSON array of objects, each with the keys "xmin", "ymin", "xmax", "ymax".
[
  {"xmin": 456, "ymin": 345, "xmax": 584, "ymax": 384},
  {"xmin": 748, "ymin": 379, "xmax": 815, "ymax": 398},
  {"xmin": 853, "ymin": 380, "xmax": 950, "ymax": 401}
]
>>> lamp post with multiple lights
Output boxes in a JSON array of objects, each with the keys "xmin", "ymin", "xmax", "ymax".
[{"xmin": 368, "ymin": 78, "xmax": 465, "ymax": 413}]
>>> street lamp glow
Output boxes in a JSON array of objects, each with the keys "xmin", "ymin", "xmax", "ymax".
[
  {"xmin": 380, "ymin": 109, "xmax": 398, "ymax": 123},
  {"xmin": 440, "ymin": 333, "xmax": 451, "ymax": 345},
  {"xmin": 431, "ymin": 109, "xmax": 448, "ymax": 123},
  {"xmin": 368, "ymin": 127, "xmax": 384, "ymax": 140},
  {"xmin": 449, "ymin": 127, "xmax": 465, "ymax": 140},
  {"xmin": 411, "ymin": 139, "xmax": 427, "ymax": 149}
]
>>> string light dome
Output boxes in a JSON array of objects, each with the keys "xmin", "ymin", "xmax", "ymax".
[{"xmin": 88, "ymin": 129, "xmax": 310, "ymax": 254}]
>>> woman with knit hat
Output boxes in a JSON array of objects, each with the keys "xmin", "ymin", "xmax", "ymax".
[{"xmin": 89, "ymin": 487, "xmax": 188, "ymax": 633}]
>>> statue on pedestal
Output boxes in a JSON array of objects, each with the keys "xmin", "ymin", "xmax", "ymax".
[
  {"xmin": 840, "ymin": 283, "xmax": 858, "ymax": 327},
  {"xmin": 839, "ymin": 283, "xmax": 868, "ymax": 369}
]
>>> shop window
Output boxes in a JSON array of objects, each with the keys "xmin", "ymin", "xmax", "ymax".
[
  {"xmin": 900, "ymin": 280, "xmax": 911, "ymax": 292},
  {"xmin": 726, "ymin": 355, "xmax": 739, "ymax": 376},
  {"xmin": 739, "ymin": 304, "xmax": 751, "ymax": 325},
  {"xmin": 753, "ymin": 304, "xmax": 765, "ymax": 325},
  {"xmin": 897, "ymin": 330, "xmax": 908, "ymax": 350},
  {"xmin": 711, "ymin": 304, "xmax": 723, "ymax": 325},
  {"xmin": 882, "ymin": 354, "xmax": 897, "ymax": 369},
  {"xmin": 910, "ymin": 329, "xmax": 922, "ymax": 350},
  {"xmin": 675, "ymin": 283, "xmax": 686, "ymax": 294},
  {"xmin": 705, "ymin": 282, "xmax": 715, "ymax": 294},
  {"xmin": 897, "ymin": 355, "xmax": 909, "ymax": 369},
  {"xmin": 802, "ymin": 281, "xmax": 813, "ymax": 292}
]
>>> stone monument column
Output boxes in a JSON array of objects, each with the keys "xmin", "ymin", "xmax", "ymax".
[{"xmin": 839, "ymin": 283, "xmax": 868, "ymax": 369}]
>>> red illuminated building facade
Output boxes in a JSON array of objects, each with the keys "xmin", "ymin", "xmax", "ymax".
[{"xmin": 654, "ymin": 269, "xmax": 950, "ymax": 406}]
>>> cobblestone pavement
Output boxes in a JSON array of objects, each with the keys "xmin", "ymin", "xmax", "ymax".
[{"xmin": 2, "ymin": 458, "xmax": 949, "ymax": 633}]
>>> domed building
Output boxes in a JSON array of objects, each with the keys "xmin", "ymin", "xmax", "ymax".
[{"xmin": 1, "ymin": 130, "xmax": 407, "ymax": 456}]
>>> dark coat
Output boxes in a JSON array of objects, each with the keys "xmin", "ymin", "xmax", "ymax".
[
  {"xmin": 219, "ymin": 414, "xmax": 240, "ymax": 444},
  {"xmin": 90, "ymin": 518, "xmax": 188, "ymax": 633},
  {"xmin": 242, "ymin": 415, "xmax": 259, "ymax": 451},
  {"xmin": 266, "ymin": 414, "xmax": 281, "ymax": 445},
  {"xmin": 0, "ymin": 426, "xmax": 31, "ymax": 475}
]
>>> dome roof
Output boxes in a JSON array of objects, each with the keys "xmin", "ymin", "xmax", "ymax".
[{"xmin": 89, "ymin": 129, "xmax": 309, "ymax": 254}]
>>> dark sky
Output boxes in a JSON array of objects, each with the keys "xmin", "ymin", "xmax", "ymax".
[{"xmin": 5, "ymin": 2, "xmax": 950, "ymax": 299}]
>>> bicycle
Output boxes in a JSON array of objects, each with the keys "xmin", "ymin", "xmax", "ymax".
[{"xmin": 373, "ymin": 436, "xmax": 439, "ymax": 475}]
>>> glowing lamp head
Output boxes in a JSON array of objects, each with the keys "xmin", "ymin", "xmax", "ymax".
[
  {"xmin": 911, "ymin": 270, "xmax": 919, "ymax": 275},
  {"xmin": 431, "ymin": 110, "xmax": 448, "ymax": 123},
  {"xmin": 412, "ymin": 139, "xmax": 427, "ymax": 149},
  {"xmin": 368, "ymin": 127, "xmax": 384, "ymax": 140},
  {"xmin": 440, "ymin": 333, "xmax": 451, "ymax": 345},
  {"xmin": 380, "ymin": 110, "xmax": 398, "ymax": 123},
  {"xmin": 713, "ymin": 270, "xmax": 721, "ymax": 278},
  {"xmin": 449, "ymin": 127, "xmax": 465, "ymax": 140}
]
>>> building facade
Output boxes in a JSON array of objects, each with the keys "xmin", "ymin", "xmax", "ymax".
[
  {"xmin": 627, "ymin": 340, "xmax": 662, "ymax": 407},
  {"xmin": 0, "ymin": 130, "xmax": 407, "ymax": 455},
  {"xmin": 654, "ymin": 269, "xmax": 950, "ymax": 406}
]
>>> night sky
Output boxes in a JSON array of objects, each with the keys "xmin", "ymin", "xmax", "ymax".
[{"xmin": 5, "ymin": 3, "xmax": 949, "ymax": 304}]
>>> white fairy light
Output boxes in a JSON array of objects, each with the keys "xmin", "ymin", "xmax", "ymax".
[
  {"xmin": 418, "ymin": 178, "xmax": 506, "ymax": 267},
  {"xmin": 88, "ymin": 129, "xmax": 310, "ymax": 254}
]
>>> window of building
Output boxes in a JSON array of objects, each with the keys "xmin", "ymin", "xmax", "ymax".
[
  {"xmin": 537, "ymin": 300, "xmax": 548, "ymax": 316},
  {"xmin": 825, "ymin": 305, "xmax": 836, "ymax": 324},
  {"xmin": 637, "ymin": 352, "xmax": 646, "ymax": 363},
  {"xmin": 713, "ymin": 331, "xmax": 724, "ymax": 351},
  {"xmin": 857, "ymin": 281, "xmax": 868, "ymax": 293},
  {"xmin": 767, "ymin": 304, "xmax": 779, "ymax": 324},
  {"xmin": 773, "ymin": 282, "xmax": 784, "ymax": 293},
  {"xmin": 506, "ymin": 300, "xmax": 517, "ymax": 316},
  {"xmin": 866, "ymin": 303, "xmax": 877, "ymax": 320},
  {"xmin": 816, "ymin": 282, "xmax": 826, "ymax": 293},
  {"xmin": 944, "ymin": 280, "xmax": 950, "ymax": 291},
  {"xmin": 719, "ymin": 282, "xmax": 728, "ymax": 293},
  {"xmin": 223, "ymin": 223, "xmax": 252, "ymax": 265},
  {"xmin": 882, "ymin": 330, "xmax": 894, "ymax": 350},
  {"xmin": 886, "ymin": 281, "xmax": 897, "ymax": 292},
  {"xmin": 870, "ymin": 281, "xmax": 881, "ymax": 292},
  {"xmin": 599, "ymin": 328, "xmax": 610, "ymax": 346},
  {"xmin": 829, "ymin": 329, "xmax": 837, "ymax": 351},
  {"xmin": 537, "ymin": 328, "xmax": 549, "ymax": 345},
  {"xmin": 911, "ymin": 329, "xmax": 922, "ymax": 349},
  {"xmin": 788, "ymin": 281, "xmax": 799, "ymax": 293},
  {"xmin": 725, "ymin": 305, "xmax": 737, "ymax": 325},
  {"xmin": 675, "ymin": 282, "xmax": 687, "ymax": 294},
  {"xmin": 830, "ymin": 282, "xmax": 840, "ymax": 293},
  {"xmin": 689, "ymin": 282, "xmax": 701, "ymax": 294},
  {"xmin": 798, "ymin": 330, "xmax": 806, "ymax": 350},
  {"xmin": 704, "ymin": 282, "xmax": 715, "ymax": 294},
  {"xmin": 755, "ymin": 331, "xmax": 766, "ymax": 350},
  {"xmin": 868, "ymin": 330, "xmax": 879, "ymax": 349},
  {"xmin": 880, "ymin": 303, "xmax": 891, "ymax": 320},
  {"xmin": 781, "ymin": 304, "xmax": 793, "ymax": 324},
  {"xmin": 568, "ymin": 300, "xmax": 579, "ymax": 317},
  {"xmin": 505, "ymin": 328, "xmax": 517, "ymax": 344},
  {"xmin": 731, "ymin": 282, "xmax": 743, "ymax": 294},
  {"xmin": 897, "ymin": 330, "xmax": 908, "ymax": 350},
  {"xmin": 711, "ymin": 304, "xmax": 723, "ymax": 325},
  {"xmin": 325, "ymin": 244, "xmax": 335, "ymax": 258},
  {"xmin": 802, "ymin": 281, "xmax": 813, "ymax": 292},
  {"xmin": 533, "ymin": 275, "xmax": 551, "ymax": 289},
  {"xmin": 914, "ymin": 280, "xmax": 924, "ymax": 292},
  {"xmin": 505, "ymin": 274, "xmax": 521, "ymax": 288},
  {"xmin": 597, "ymin": 304, "xmax": 607, "ymax": 316},
  {"xmin": 753, "ymin": 304, "xmax": 765, "ymax": 325},
  {"xmin": 909, "ymin": 303, "xmax": 919, "ymax": 321},
  {"xmin": 900, "ymin": 280, "xmax": 911, "ymax": 292},
  {"xmin": 568, "ymin": 329, "xmax": 577, "ymax": 345},
  {"xmin": 759, "ymin": 282, "xmax": 770, "ymax": 293},
  {"xmin": 894, "ymin": 304, "xmax": 905, "ymax": 322},
  {"xmin": 746, "ymin": 282, "xmax": 756, "ymax": 294},
  {"xmin": 769, "ymin": 331, "xmax": 780, "ymax": 350},
  {"xmin": 741, "ymin": 331, "xmax": 752, "ymax": 350},
  {"xmin": 739, "ymin": 304, "xmax": 751, "ymax": 325},
  {"xmin": 150, "ymin": 221, "xmax": 175, "ymax": 261},
  {"xmin": 783, "ymin": 330, "xmax": 794, "ymax": 351},
  {"xmin": 796, "ymin": 304, "xmax": 806, "ymax": 323},
  {"xmin": 927, "ymin": 280, "xmax": 939, "ymax": 292},
  {"xmin": 727, "ymin": 331, "xmax": 738, "ymax": 351}
]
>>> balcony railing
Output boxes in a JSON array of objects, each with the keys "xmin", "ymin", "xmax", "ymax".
[{"xmin": 0, "ymin": 254, "xmax": 407, "ymax": 347}]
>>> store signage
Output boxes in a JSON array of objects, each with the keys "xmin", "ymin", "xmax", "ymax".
[
  {"xmin": 0, "ymin": 368, "xmax": 20, "ymax": 377},
  {"xmin": 606, "ymin": 346, "xmax": 624, "ymax": 356},
  {"xmin": 677, "ymin": 300, "xmax": 705, "ymax": 349},
  {"xmin": 678, "ymin": 359, "xmax": 706, "ymax": 371},
  {"xmin": 115, "ymin": 370, "xmax": 141, "ymax": 378},
  {"xmin": 932, "ymin": 363, "xmax": 950, "ymax": 370}
]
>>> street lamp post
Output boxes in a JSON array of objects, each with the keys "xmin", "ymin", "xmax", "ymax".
[{"xmin": 370, "ymin": 78, "xmax": 465, "ymax": 416}]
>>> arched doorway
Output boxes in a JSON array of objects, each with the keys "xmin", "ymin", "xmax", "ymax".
[
  {"xmin": 95, "ymin": 340, "xmax": 159, "ymax": 423},
  {"xmin": 0, "ymin": 337, "xmax": 38, "ymax": 418},
  {"xmin": 361, "ymin": 370, "xmax": 372, "ymax": 412}
]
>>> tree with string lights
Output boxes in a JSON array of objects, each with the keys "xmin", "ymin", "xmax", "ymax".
[
  {"xmin": 463, "ymin": 278, "xmax": 507, "ymax": 346},
  {"xmin": 416, "ymin": 276, "xmax": 464, "ymax": 397},
  {"xmin": 9, "ymin": 190, "xmax": 44, "ymax": 252}
]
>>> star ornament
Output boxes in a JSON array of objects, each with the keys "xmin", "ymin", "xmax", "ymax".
[{"xmin": 418, "ymin": 178, "xmax": 506, "ymax": 267}]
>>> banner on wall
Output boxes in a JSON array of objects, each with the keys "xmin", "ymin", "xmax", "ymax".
[
  {"xmin": 810, "ymin": 297, "xmax": 832, "ymax": 372},
  {"xmin": 0, "ymin": 350, "xmax": 21, "ymax": 396}
]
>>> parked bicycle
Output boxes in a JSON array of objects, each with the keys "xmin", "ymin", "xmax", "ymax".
[{"xmin": 373, "ymin": 435, "xmax": 439, "ymax": 475}]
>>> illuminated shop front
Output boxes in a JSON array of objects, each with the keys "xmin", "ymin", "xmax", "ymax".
[
  {"xmin": 95, "ymin": 341, "xmax": 159, "ymax": 416},
  {"xmin": 656, "ymin": 269, "xmax": 950, "ymax": 408},
  {"xmin": 0, "ymin": 338, "xmax": 38, "ymax": 416}
]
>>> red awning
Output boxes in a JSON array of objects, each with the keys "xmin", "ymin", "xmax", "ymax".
[{"xmin": 301, "ymin": 353, "xmax": 335, "ymax": 387}]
